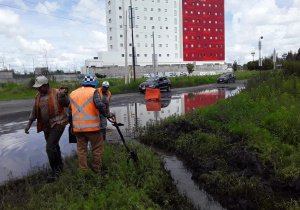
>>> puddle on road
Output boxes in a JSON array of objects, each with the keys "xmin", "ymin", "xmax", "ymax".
[
  {"xmin": 107, "ymin": 87, "xmax": 243, "ymax": 139},
  {"xmin": 0, "ymin": 87, "xmax": 242, "ymax": 209}
]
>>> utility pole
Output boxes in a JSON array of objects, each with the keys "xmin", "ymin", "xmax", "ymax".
[
  {"xmin": 129, "ymin": 0, "xmax": 136, "ymax": 81},
  {"xmin": 258, "ymin": 36, "xmax": 263, "ymax": 69},
  {"xmin": 32, "ymin": 58, "xmax": 35, "ymax": 73},
  {"xmin": 152, "ymin": 31, "xmax": 156, "ymax": 74},
  {"xmin": 251, "ymin": 51, "xmax": 255, "ymax": 61},
  {"xmin": 273, "ymin": 48, "xmax": 276, "ymax": 70},
  {"xmin": 123, "ymin": 0, "xmax": 129, "ymax": 84}
]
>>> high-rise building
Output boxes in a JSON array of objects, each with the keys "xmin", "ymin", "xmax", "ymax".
[{"xmin": 87, "ymin": 0, "xmax": 224, "ymax": 68}]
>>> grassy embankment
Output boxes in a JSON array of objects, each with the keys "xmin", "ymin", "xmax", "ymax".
[
  {"xmin": 0, "ymin": 70, "xmax": 258, "ymax": 101},
  {"xmin": 139, "ymin": 70, "xmax": 300, "ymax": 210},
  {"xmin": 0, "ymin": 143, "xmax": 194, "ymax": 210}
]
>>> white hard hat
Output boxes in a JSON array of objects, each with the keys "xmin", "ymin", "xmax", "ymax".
[
  {"xmin": 33, "ymin": 76, "xmax": 48, "ymax": 88},
  {"xmin": 102, "ymin": 81, "xmax": 109, "ymax": 88}
]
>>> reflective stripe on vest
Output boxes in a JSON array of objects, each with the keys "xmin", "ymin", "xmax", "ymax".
[{"xmin": 70, "ymin": 87, "xmax": 100, "ymax": 132}]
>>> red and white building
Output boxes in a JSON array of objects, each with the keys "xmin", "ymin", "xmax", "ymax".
[{"xmin": 86, "ymin": 0, "xmax": 224, "ymax": 68}]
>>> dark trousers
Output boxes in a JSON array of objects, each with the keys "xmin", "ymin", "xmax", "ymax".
[
  {"xmin": 100, "ymin": 128, "xmax": 106, "ymax": 141},
  {"xmin": 43, "ymin": 125, "xmax": 65, "ymax": 173}
]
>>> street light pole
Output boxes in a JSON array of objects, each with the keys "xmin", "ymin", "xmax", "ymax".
[{"xmin": 251, "ymin": 51, "xmax": 255, "ymax": 62}]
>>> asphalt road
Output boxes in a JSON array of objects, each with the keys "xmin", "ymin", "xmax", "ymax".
[{"xmin": 0, "ymin": 80, "xmax": 246, "ymax": 123}]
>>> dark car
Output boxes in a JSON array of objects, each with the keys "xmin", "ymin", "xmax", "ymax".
[
  {"xmin": 217, "ymin": 73, "xmax": 235, "ymax": 83},
  {"xmin": 139, "ymin": 76, "xmax": 171, "ymax": 93}
]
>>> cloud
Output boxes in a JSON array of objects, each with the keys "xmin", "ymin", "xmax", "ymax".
[
  {"xmin": 16, "ymin": 36, "xmax": 54, "ymax": 53},
  {"xmin": 34, "ymin": 1, "xmax": 60, "ymax": 15},
  {"xmin": 226, "ymin": 0, "xmax": 300, "ymax": 64},
  {"xmin": 0, "ymin": 9, "xmax": 24, "ymax": 37},
  {"xmin": 70, "ymin": 0, "xmax": 106, "ymax": 27}
]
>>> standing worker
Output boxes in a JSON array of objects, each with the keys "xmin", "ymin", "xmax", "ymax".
[
  {"xmin": 98, "ymin": 81, "xmax": 111, "ymax": 141},
  {"xmin": 69, "ymin": 74, "xmax": 110, "ymax": 173},
  {"xmin": 24, "ymin": 75, "xmax": 69, "ymax": 180}
]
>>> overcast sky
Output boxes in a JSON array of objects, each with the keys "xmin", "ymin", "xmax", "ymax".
[{"xmin": 0, "ymin": 0, "xmax": 299, "ymax": 73}]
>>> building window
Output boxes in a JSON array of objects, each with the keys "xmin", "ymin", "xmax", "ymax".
[
  {"xmin": 108, "ymin": 18, "xmax": 111, "ymax": 23},
  {"xmin": 122, "ymin": 54, "xmax": 124, "ymax": 57},
  {"xmin": 150, "ymin": 17, "xmax": 153, "ymax": 20},
  {"xmin": 110, "ymin": 45, "xmax": 113, "ymax": 49},
  {"xmin": 144, "ymin": 54, "xmax": 147, "ymax": 57},
  {"xmin": 119, "ymin": 16, "xmax": 122, "ymax": 19},
  {"xmin": 119, "ymin": 6, "xmax": 122, "ymax": 10},
  {"xmin": 120, "ymin": 34, "xmax": 123, "ymax": 37},
  {"xmin": 152, "ymin": 26, "xmax": 155, "ymax": 29},
  {"xmin": 167, "ymin": 54, "xmax": 170, "ymax": 57},
  {"xmin": 109, "ymin": 36, "xmax": 112, "ymax": 40},
  {"xmin": 120, "ymin": 43, "xmax": 123, "ymax": 47}
]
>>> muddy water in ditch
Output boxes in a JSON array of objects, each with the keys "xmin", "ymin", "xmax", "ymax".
[{"xmin": 0, "ymin": 87, "xmax": 243, "ymax": 208}]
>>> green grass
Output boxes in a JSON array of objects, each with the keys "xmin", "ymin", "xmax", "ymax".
[
  {"xmin": 0, "ymin": 70, "xmax": 259, "ymax": 101},
  {"xmin": 138, "ymin": 71, "xmax": 300, "ymax": 209},
  {"xmin": 0, "ymin": 143, "xmax": 194, "ymax": 210}
]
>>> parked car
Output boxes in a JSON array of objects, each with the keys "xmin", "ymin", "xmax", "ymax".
[
  {"xmin": 139, "ymin": 76, "xmax": 171, "ymax": 93},
  {"xmin": 180, "ymin": 72, "xmax": 188, "ymax": 76},
  {"xmin": 217, "ymin": 73, "xmax": 235, "ymax": 83}
]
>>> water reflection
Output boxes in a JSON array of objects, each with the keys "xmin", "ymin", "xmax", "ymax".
[
  {"xmin": 0, "ymin": 125, "xmax": 76, "ymax": 183},
  {"xmin": 109, "ymin": 87, "xmax": 243, "ymax": 138}
]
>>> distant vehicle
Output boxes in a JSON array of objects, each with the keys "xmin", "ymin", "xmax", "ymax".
[
  {"xmin": 165, "ymin": 72, "xmax": 176, "ymax": 77},
  {"xmin": 180, "ymin": 72, "xmax": 188, "ymax": 76},
  {"xmin": 143, "ymin": 73, "xmax": 151, "ymax": 78},
  {"xmin": 138, "ymin": 76, "xmax": 171, "ymax": 93},
  {"xmin": 217, "ymin": 73, "xmax": 235, "ymax": 83}
]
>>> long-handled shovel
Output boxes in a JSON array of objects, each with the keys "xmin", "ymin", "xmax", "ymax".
[{"xmin": 108, "ymin": 114, "xmax": 138, "ymax": 165}]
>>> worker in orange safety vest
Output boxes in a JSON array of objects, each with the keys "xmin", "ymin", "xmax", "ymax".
[
  {"xmin": 97, "ymin": 81, "xmax": 111, "ymax": 141},
  {"xmin": 25, "ymin": 75, "xmax": 69, "ymax": 181},
  {"xmin": 69, "ymin": 74, "xmax": 111, "ymax": 173}
]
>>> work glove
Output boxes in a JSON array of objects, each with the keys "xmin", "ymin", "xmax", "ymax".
[{"xmin": 25, "ymin": 124, "xmax": 30, "ymax": 134}]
